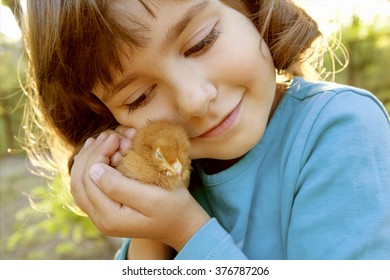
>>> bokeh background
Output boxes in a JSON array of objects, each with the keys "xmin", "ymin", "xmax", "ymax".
[{"xmin": 1, "ymin": 0, "xmax": 389, "ymax": 259}]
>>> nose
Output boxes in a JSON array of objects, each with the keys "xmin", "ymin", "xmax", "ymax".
[{"xmin": 168, "ymin": 69, "xmax": 217, "ymax": 118}]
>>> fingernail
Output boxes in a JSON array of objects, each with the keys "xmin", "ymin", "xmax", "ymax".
[
  {"xmin": 90, "ymin": 164, "xmax": 106, "ymax": 182},
  {"xmin": 125, "ymin": 128, "xmax": 136, "ymax": 138},
  {"xmin": 83, "ymin": 137, "xmax": 95, "ymax": 148},
  {"xmin": 96, "ymin": 132, "xmax": 108, "ymax": 142},
  {"xmin": 121, "ymin": 138, "xmax": 133, "ymax": 152}
]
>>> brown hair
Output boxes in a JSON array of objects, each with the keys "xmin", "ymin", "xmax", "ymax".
[{"xmin": 20, "ymin": 0, "xmax": 323, "ymax": 180}]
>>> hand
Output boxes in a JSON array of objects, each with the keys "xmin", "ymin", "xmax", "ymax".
[
  {"xmin": 70, "ymin": 129, "xmax": 210, "ymax": 252},
  {"xmin": 110, "ymin": 126, "xmax": 136, "ymax": 166},
  {"xmin": 70, "ymin": 129, "xmax": 129, "ymax": 215},
  {"xmin": 67, "ymin": 126, "xmax": 134, "ymax": 173},
  {"xmin": 71, "ymin": 128, "xmax": 174, "ymax": 259},
  {"xmin": 86, "ymin": 162, "xmax": 210, "ymax": 252}
]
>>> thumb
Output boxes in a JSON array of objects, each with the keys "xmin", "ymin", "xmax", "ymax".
[
  {"xmin": 89, "ymin": 162, "xmax": 112, "ymax": 184},
  {"xmin": 89, "ymin": 163, "xmax": 152, "ymax": 207},
  {"xmin": 89, "ymin": 163, "xmax": 130, "ymax": 203},
  {"xmin": 89, "ymin": 163, "xmax": 131, "ymax": 191}
]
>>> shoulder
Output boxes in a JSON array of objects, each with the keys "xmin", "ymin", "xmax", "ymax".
[
  {"xmin": 284, "ymin": 77, "xmax": 389, "ymax": 127},
  {"xmin": 274, "ymin": 77, "xmax": 390, "ymax": 173},
  {"xmin": 288, "ymin": 76, "xmax": 375, "ymax": 101}
]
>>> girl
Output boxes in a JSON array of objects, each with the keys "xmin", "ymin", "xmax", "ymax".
[{"xmin": 21, "ymin": 0, "xmax": 390, "ymax": 259}]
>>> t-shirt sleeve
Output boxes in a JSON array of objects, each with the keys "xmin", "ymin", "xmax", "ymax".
[
  {"xmin": 115, "ymin": 220, "xmax": 249, "ymax": 260},
  {"xmin": 175, "ymin": 218, "xmax": 248, "ymax": 260},
  {"xmin": 114, "ymin": 238, "xmax": 131, "ymax": 260}
]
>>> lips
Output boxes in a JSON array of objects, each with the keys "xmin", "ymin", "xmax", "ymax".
[{"xmin": 199, "ymin": 100, "xmax": 241, "ymax": 138}]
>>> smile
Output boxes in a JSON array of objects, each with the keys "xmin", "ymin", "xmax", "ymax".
[{"xmin": 200, "ymin": 99, "xmax": 241, "ymax": 138}]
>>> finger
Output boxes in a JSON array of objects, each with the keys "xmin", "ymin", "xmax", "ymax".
[
  {"xmin": 118, "ymin": 137, "xmax": 133, "ymax": 155},
  {"xmin": 80, "ymin": 133, "xmax": 121, "ymax": 203},
  {"xmin": 88, "ymin": 163, "xmax": 162, "ymax": 212},
  {"xmin": 80, "ymin": 132, "xmax": 120, "ymax": 166},
  {"xmin": 115, "ymin": 126, "xmax": 136, "ymax": 139},
  {"xmin": 70, "ymin": 168, "xmax": 94, "ymax": 215},
  {"xmin": 70, "ymin": 137, "xmax": 101, "ymax": 213},
  {"xmin": 71, "ymin": 133, "xmax": 120, "ymax": 215},
  {"xmin": 83, "ymin": 164, "xmax": 151, "ymax": 235},
  {"xmin": 110, "ymin": 151, "xmax": 123, "ymax": 167},
  {"xmin": 83, "ymin": 137, "xmax": 95, "ymax": 148},
  {"xmin": 84, "ymin": 186, "xmax": 146, "ymax": 237},
  {"xmin": 68, "ymin": 137, "xmax": 95, "ymax": 173},
  {"xmin": 113, "ymin": 134, "xmax": 134, "ymax": 165},
  {"xmin": 75, "ymin": 131, "xmax": 110, "ymax": 161}
]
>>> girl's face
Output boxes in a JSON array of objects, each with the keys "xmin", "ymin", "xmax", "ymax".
[{"xmin": 93, "ymin": 0, "xmax": 276, "ymax": 160}]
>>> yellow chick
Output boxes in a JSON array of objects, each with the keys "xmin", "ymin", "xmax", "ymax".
[{"xmin": 116, "ymin": 120, "xmax": 191, "ymax": 189}]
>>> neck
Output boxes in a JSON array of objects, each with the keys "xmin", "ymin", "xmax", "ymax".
[{"xmin": 199, "ymin": 157, "xmax": 243, "ymax": 175}]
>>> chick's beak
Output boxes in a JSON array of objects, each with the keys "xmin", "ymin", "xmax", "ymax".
[{"xmin": 170, "ymin": 159, "xmax": 183, "ymax": 178}]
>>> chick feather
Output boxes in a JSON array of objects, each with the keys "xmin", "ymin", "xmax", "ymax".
[{"xmin": 116, "ymin": 120, "xmax": 191, "ymax": 189}]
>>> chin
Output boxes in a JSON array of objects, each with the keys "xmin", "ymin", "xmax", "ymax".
[{"xmin": 191, "ymin": 130, "xmax": 262, "ymax": 160}]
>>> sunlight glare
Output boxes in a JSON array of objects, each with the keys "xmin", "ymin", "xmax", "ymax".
[
  {"xmin": 0, "ymin": 4, "xmax": 22, "ymax": 42},
  {"xmin": 294, "ymin": 0, "xmax": 390, "ymax": 36}
]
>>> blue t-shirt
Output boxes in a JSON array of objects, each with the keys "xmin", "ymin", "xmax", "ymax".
[{"xmin": 116, "ymin": 77, "xmax": 390, "ymax": 260}]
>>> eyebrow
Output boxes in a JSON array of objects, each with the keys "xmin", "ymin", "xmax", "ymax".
[
  {"xmin": 161, "ymin": 0, "xmax": 211, "ymax": 50},
  {"xmin": 104, "ymin": 0, "xmax": 211, "ymax": 102},
  {"xmin": 103, "ymin": 74, "xmax": 139, "ymax": 103}
]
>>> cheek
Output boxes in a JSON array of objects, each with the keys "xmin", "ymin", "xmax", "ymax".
[
  {"xmin": 213, "ymin": 21, "xmax": 274, "ymax": 85},
  {"xmin": 111, "ymin": 96, "xmax": 173, "ymax": 129},
  {"xmin": 111, "ymin": 110, "xmax": 153, "ymax": 131},
  {"xmin": 239, "ymin": 39, "xmax": 275, "ymax": 82},
  {"xmin": 110, "ymin": 109, "xmax": 136, "ymax": 127}
]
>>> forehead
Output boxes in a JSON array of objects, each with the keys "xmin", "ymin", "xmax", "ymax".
[
  {"xmin": 95, "ymin": 0, "xmax": 213, "ymax": 98},
  {"xmin": 112, "ymin": 0, "xmax": 213, "ymax": 39},
  {"xmin": 110, "ymin": 0, "xmax": 211, "ymax": 22}
]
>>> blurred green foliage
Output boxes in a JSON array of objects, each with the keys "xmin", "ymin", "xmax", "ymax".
[
  {"xmin": 323, "ymin": 15, "xmax": 390, "ymax": 112},
  {"xmin": 1, "ymin": 33, "xmax": 116, "ymax": 259},
  {"xmin": 5, "ymin": 175, "xmax": 111, "ymax": 259},
  {"xmin": 0, "ymin": 34, "xmax": 25, "ymax": 155}
]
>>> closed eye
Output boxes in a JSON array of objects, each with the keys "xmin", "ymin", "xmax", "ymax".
[
  {"xmin": 155, "ymin": 148, "xmax": 165, "ymax": 160},
  {"xmin": 126, "ymin": 84, "xmax": 156, "ymax": 113},
  {"xmin": 184, "ymin": 27, "xmax": 220, "ymax": 57}
]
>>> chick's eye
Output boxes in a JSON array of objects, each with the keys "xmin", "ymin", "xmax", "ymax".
[
  {"xmin": 126, "ymin": 85, "xmax": 156, "ymax": 114},
  {"xmin": 184, "ymin": 27, "xmax": 220, "ymax": 57},
  {"xmin": 155, "ymin": 148, "xmax": 164, "ymax": 160}
]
